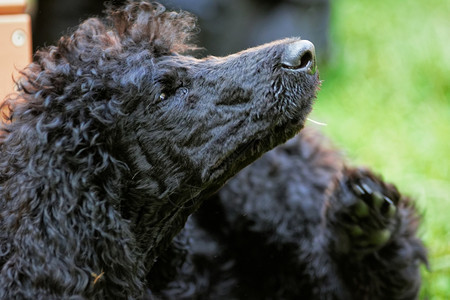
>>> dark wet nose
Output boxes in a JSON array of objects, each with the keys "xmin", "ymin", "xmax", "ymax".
[{"xmin": 281, "ymin": 40, "xmax": 316, "ymax": 74}]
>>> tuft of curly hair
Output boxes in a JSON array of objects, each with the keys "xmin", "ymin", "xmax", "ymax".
[{"xmin": 0, "ymin": 1, "xmax": 319, "ymax": 298}]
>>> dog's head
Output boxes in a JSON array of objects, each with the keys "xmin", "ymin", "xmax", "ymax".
[
  {"xmin": 105, "ymin": 2, "xmax": 320, "ymax": 198},
  {"xmin": 6, "ymin": 1, "xmax": 319, "ymax": 201}
]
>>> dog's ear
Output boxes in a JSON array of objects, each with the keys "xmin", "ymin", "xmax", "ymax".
[{"xmin": 107, "ymin": 1, "xmax": 198, "ymax": 56}]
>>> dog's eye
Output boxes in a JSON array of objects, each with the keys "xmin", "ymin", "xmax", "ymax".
[{"xmin": 159, "ymin": 93, "xmax": 168, "ymax": 101}]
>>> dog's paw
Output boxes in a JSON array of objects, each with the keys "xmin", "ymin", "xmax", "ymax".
[{"xmin": 331, "ymin": 169, "xmax": 400, "ymax": 253}]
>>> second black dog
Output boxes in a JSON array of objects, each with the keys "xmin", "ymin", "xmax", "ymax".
[{"xmin": 149, "ymin": 128, "xmax": 427, "ymax": 300}]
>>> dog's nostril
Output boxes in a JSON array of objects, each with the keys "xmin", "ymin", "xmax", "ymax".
[
  {"xmin": 299, "ymin": 51, "xmax": 313, "ymax": 69},
  {"xmin": 281, "ymin": 40, "xmax": 316, "ymax": 74}
]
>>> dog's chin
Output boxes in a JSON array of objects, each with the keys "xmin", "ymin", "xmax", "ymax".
[{"xmin": 204, "ymin": 113, "xmax": 309, "ymax": 188}]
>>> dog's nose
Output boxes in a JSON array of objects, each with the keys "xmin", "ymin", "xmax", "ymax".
[{"xmin": 281, "ymin": 40, "xmax": 316, "ymax": 74}]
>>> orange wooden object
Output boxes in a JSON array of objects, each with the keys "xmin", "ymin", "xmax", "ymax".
[
  {"xmin": 0, "ymin": 0, "xmax": 27, "ymax": 14},
  {"xmin": 0, "ymin": 0, "xmax": 32, "ymax": 101}
]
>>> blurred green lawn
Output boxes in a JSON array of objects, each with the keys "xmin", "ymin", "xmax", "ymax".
[{"xmin": 308, "ymin": 0, "xmax": 449, "ymax": 298}]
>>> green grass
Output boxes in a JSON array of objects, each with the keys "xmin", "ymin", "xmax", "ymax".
[{"xmin": 308, "ymin": 0, "xmax": 449, "ymax": 298}]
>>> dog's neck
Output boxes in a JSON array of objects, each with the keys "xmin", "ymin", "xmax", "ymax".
[
  {"xmin": 115, "ymin": 132, "xmax": 212, "ymax": 270},
  {"xmin": 121, "ymin": 175, "xmax": 216, "ymax": 271}
]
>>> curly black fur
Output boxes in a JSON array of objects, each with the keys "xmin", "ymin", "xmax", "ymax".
[
  {"xmin": 149, "ymin": 128, "xmax": 427, "ymax": 300},
  {"xmin": 0, "ymin": 1, "xmax": 319, "ymax": 299}
]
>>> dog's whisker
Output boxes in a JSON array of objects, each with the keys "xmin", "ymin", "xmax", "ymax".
[{"xmin": 307, "ymin": 118, "xmax": 327, "ymax": 126}]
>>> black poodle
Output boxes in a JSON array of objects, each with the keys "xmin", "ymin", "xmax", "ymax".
[
  {"xmin": 149, "ymin": 128, "xmax": 427, "ymax": 299},
  {"xmin": 0, "ymin": 1, "xmax": 319, "ymax": 299}
]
